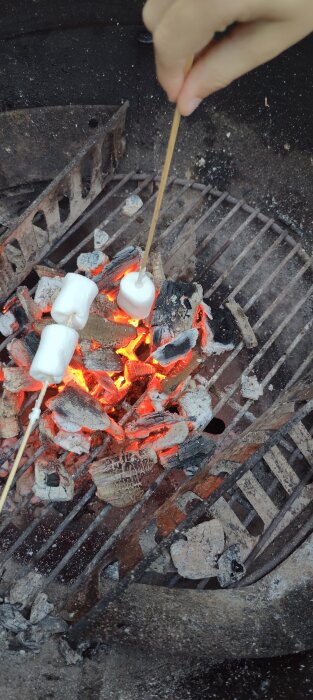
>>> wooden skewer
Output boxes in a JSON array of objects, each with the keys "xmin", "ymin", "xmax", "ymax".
[
  {"xmin": 0, "ymin": 379, "xmax": 49, "ymax": 515},
  {"xmin": 138, "ymin": 58, "xmax": 193, "ymax": 282},
  {"xmin": 0, "ymin": 315, "xmax": 75, "ymax": 515}
]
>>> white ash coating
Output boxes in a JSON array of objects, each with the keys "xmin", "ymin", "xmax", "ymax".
[{"xmin": 122, "ymin": 194, "xmax": 143, "ymax": 217}]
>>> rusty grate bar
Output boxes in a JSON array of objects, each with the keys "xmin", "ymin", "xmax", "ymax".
[{"xmin": 0, "ymin": 104, "xmax": 128, "ymax": 302}]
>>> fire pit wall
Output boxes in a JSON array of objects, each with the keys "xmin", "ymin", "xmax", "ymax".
[{"xmin": 0, "ymin": 104, "xmax": 312, "ymax": 646}]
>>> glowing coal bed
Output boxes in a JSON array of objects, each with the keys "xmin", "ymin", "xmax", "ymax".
[{"xmin": 0, "ymin": 244, "xmax": 230, "ymax": 512}]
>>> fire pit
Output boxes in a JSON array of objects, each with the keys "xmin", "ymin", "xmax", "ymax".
[{"xmin": 0, "ymin": 105, "xmax": 312, "ymax": 659}]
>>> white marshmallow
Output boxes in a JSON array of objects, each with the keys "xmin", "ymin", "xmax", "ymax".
[
  {"xmin": 117, "ymin": 271, "xmax": 156, "ymax": 320},
  {"xmin": 51, "ymin": 273, "xmax": 98, "ymax": 330},
  {"xmin": 29, "ymin": 324, "xmax": 79, "ymax": 384}
]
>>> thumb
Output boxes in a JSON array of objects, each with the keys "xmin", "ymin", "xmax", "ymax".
[{"xmin": 177, "ymin": 20, "xmax": 298, "ymax": 115}]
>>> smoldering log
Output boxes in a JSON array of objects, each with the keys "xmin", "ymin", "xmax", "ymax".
[
  {"xmin": 95, "ymin": 246, "xmax": 142, "ymax": 292},
  {"xmin": 94, "ymin": 373, "xmax": 120, "ymax": 404},
  {"xmin": 80, "ymin": 343, "xmax": 123, "ymax": 373},
  {"xmin": 208, "ymin": 304, "xmax": 238, "ymax": 347},
  {"xmin": 35, "ymin": 265, "xmax": 65, "ymax": 279},
  {"xmin": 16, "ymin": 286, "xmax": 42, "ymax": 322},
  {"xmin": 177, "ymin": 382, "xmax": 213, "ymax": 430},
  {"xmin": 125, "ymin": 360, "xmax": 155, "ymax": 383},
  {"xmin": 40, "ymin": 413, "xmax": 91, "ymax": 455},
  {"xmin": 143, "ymin": 420, "xmax": 189, "ymax": 451},
  {"xmin": 161, "ymin": 352, "xmax": 202, "ymax": 396},
  {"xmin": 90, "ymin": 293, "xmax": 119, "ymax": 321},
  {"xmin": 3, "ymin": 367, "xmax": 42, "ymax": 393},
  {"xmin": 90, "ymin": 448, "xmax": 157, "ymax": 508},
  {"xmin": 48, "ymin": 384, "xmax": 124, "ymax": 440},
  {"xmin": 161, "ymin": 434, "xmax": 216, "ymax": 472},
  {"xmin": 150, "ymin": 329, "xmax": 199, "ymax": 367},
  {"xmin": 125, "ymin": 411, "xmax": 188, "ymax": 439},
  {"xmin": 81, "ymin": 315, "xmax": 137, "ymax": 348},
  {"xmin": 47, "ymin": 385, "xmax": 110, "ymax": 431},
  {"xmin": 170, "ymin": 520, "xmax": 225, "ymax": 580},
  {"xmin": 151, "ymin": 280, "xmax": 203, "ymax": 348}
]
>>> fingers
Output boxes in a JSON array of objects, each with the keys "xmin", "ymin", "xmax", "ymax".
[
  {"xmin": 144, "ymin": 0, "xmax": 245, "ymax": 100},
  {"xmin": 177, "ymin": 20, "xmax": 301, "ymax": 115},
  {"xmin": 143, "ymin": 0, "xmax": 176, "ymax": 32}
]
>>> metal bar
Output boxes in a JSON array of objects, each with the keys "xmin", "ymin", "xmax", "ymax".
[
  {"xmin": 226, "ymin": 231, "xmax": 286, "ymax": 301},
  {"xmin": 206, "ymin": 268, "xmax": 312, "ymax": 405},
  {"xmin": 285, "ymin": 350, "xmax": 313, "ymax": 390},
  {"xmin": 289, "ymin": 423, "xmax": 313, "ymax": 463},
  {"xmin": 70, "ymin": 467, "xmax": 174, "ymax": 591},
  {"xmin": 0, "ymin": 447, "xmax": 102, "ymax": 563},
  {"xmin": 196, "ymin": 199, "xmax": 246, "ymax": 254},
  {"xmin": 49, "ymin": 171, "xmax": 134, "ymax": 245},
  {"xmin": 100, "ymin": 177, "xmax": 191, "ymax": 252},
  {"xmin": 156, "ymin": 184, "xmax": 214, "ymax": 247},
  {"xmin": 46, "ymin": 504, "xmax": 112, "ymax": 582},
  {"xmin": 207, "ymin": 218, "xmax": 273, "ymax": 297},
  {"xmin": 237, "ymin": 470, "xmax": 313, "ymax": 588},
  {"xmin": 33, "ymin": 485, "xmax": 96, "ymax": 564},
  {"xmin": 237, "ymin": 472, "xmax": 278, "ymax": 526},
  {"xmin": 263, "ymin": 447, "xmax": 300, "ymax": 494},
  {"xmin": 219, "ymin": 317, "xmax": 313, "ymax": 438},
  {"xmin": 58, "ymin": 174, "xmax": 155, "ymax": 266}
]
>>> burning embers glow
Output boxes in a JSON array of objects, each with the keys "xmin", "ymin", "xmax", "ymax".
[{"xmin": 0, "ymin": 245, "xmax": 231, "ymax": 507}]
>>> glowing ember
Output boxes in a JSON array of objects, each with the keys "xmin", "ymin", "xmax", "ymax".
[{"xmin": 0, "ymin": 245, "xmax": 222, "ymax": 512}]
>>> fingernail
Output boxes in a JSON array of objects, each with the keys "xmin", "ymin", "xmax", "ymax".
[{"xmin": 186, "ymin": 97, "xmax": 202, "ymax": 114}]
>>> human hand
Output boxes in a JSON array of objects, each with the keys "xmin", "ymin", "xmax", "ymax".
[{"xmin": 143, "ymin": 0, "xmax": 313, "ymax": 115}]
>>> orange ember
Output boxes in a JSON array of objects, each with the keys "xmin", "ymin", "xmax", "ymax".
[
  {"xmin": 116, "ymin": 328, "xmax": 147, "ymax": 362},
  {"xmin": 65, "ymin": 366, "xmax": 89, "ymax": 392}
]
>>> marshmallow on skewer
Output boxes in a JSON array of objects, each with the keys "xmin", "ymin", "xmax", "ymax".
[
  {"xmin": 30, "ymin": 324, "xmax": 79, "ymax": 384},
  {"xmin": 51, "ymin": 273, "xmax": 98, "ymax": 330},
  {"xmin": 117, "ymin": 271, "xmax": 155, "ymax": 320}
]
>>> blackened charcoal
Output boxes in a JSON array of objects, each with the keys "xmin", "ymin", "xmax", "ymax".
[
  {"xmin": 207, "ymin": 304, "xmax": 238, "ymax": 346},
  {"xmin": 152, "ymin": 280, "xmax": 202, "ymax": 347},
  {"xmin": 95, "ymin": 246, "xmax": 141, "ymax": 292},
  {"xmin": 217, "ymin": 544, "xmax": 246, "ymax": 587},
  {"xmin": 151, "ymin": 329, "xmax": 198, "ymax": 366},
  {"xmin": 24, "ymin": 331, "xmax": 40, "ymax": 360},
  {"xmin": 166, "ymin": 434, "xmax": 216, "ymax": 474}
]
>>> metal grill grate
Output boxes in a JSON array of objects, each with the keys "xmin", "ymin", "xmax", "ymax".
[{"xmin": 0, "ymin": 173, "xmax": 312, "ymax": 602}]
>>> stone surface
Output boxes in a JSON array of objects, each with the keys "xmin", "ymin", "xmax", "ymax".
[
  {"xmin": 0, "ymin": 310, "xmax": 18, "ymax": 336},
  {"xmin": 77, "ymin": 250, "xmax": 108, "ymax": 273},
  {"xmin": 30, "ymin": 593, "xmax": 54, "ymax": 623},
  {"xmin": 93, "ymin": 227, "xmax": 109, "ymax": 250},
  {"xmin": 0, "ymin": 604, "xmax": 29, "ymax": 633},
  {"xmin": 241, "ymin": 373, "xmax": 264, "ymax": 400},
  {"xmin": 170, "ymin": 519, "xmax": 225, "ymax": 579},
  {"xmin": 122, "ymin": 194, "xmax": 143, "ymax": 216},
  {"xmin": 9, "ymin": 572, "xmax": 43, "ymax": 608}
]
